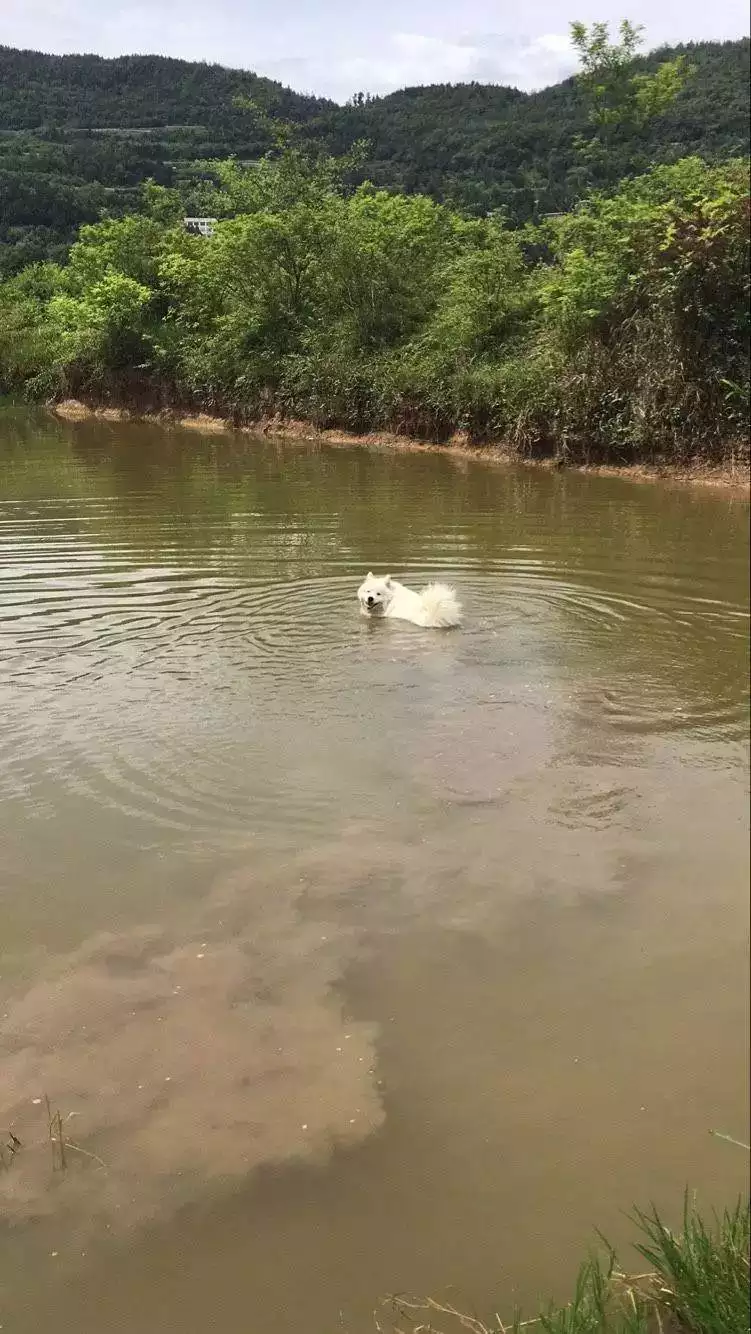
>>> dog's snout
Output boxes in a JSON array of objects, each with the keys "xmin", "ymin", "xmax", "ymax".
[{"xmin": 366, "ymin": 595, "xmax": 375, "ymax": 605}]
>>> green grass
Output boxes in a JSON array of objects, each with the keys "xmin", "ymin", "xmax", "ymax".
[
  {"xmin": 630, "ymin": 1195, "xmax": 750, "ymax": 1334},
  {"xmin": 380, "ymin": 1195, "xmax": 750, "ymax": 1334}
]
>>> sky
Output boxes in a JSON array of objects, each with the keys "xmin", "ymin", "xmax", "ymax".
[{"xmin": 2, "ymin": 0, "xmax": 749, "ymax": 103}]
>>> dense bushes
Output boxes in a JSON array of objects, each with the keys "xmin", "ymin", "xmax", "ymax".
[
  {"xmin": 534, "ymin": 157, "xmax": 751, "ymax": 458},
  {"xmin": 1, "ymin": 154, "xmax": 748, "ymax": 465}
]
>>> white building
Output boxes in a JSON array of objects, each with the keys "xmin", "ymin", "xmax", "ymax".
[{"xmin": 183, "ymin": 217, "xmax": 217, "ymax": 237}]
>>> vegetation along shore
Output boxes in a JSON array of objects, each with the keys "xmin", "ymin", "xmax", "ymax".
[
  {"xmin": 1, "ymin": 22, "xmax": 749, "ymax": 471},
  {"xmin": 48, "ymin": 400, "xmax": 749, "ymax": 491},
  {"xmin": 378, "ymin": 1191, "xmax": 750, "ymax": 1333}
]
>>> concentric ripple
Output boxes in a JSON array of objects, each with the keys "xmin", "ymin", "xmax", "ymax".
[
  {"xmin": 0, "ymin": 434, "xmax": 748, "ymax": 844},
  {"xmin": 399, "ymin": 545, "xmax": 749, "ymax": 742},
  {"xmin": 0, "ymin": 509, "xmax": 365, "ymax": 688}
]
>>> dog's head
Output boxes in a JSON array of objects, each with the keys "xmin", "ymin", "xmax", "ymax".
[{"xmin": 358, "ymin": 572, "xmax": 393, "ymax": 616}]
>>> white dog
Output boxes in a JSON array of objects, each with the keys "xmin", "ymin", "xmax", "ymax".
[{"xmin": 357, "ymin": 573, "xmax": 462, "ymax": 628}]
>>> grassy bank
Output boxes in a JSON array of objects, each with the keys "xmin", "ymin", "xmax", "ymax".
[
  {"xmin": 1, "ymin": 149, "xmax": 749, "ymax": 470},
  {"xmin": 380, "ymin": 1194, "xmax": 750, "ymax": 1333}
]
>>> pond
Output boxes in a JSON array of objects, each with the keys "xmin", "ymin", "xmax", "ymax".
[{"xmin": 0, "ymin": 408, "xmax": 748, "ymax": 1332}]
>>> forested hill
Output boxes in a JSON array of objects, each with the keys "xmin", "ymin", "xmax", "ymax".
[
  {"xmin": 0, "ymin": 47, "xmax": 331, "ymax": 130},
  {"xmin": 327, "ymin": 38, "xmax": 750, "ymax": 211},
  {"xmin": 0, "ymin": 36, "xmax": 748, "ymax": 273}
]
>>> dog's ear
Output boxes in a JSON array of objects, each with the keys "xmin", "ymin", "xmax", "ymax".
[
  {"xmin": 366, "ymin": 571, "xmax": 373, "ymax": 579},
  {"xmin": 384, "ymin": 575, "xmax": 393, "ymax": 587}
]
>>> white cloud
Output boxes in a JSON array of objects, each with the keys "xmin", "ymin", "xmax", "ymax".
[
  {"xmin": 1, "ymin": 0, "xmax": 747, "ymax": 103},
  {"xmin": 267, "ymin": 30, "xmax": 579, "ymax": 101}
]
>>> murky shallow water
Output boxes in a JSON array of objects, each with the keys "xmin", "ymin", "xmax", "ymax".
[{"xmin": 0, "ymin": 409, "xmax": 748, "ymax": 1332}]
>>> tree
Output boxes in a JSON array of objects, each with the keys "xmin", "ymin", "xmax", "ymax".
[
  {"xmin": 570, "ymin": 19, "xmax": 694, "ymax": 134},
  {"xmin": 538, "ymin": 157, "xmax": 750, "ymax": 455}
]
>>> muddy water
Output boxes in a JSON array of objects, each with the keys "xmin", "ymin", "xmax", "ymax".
[{"xmin": 0, "ymin": 408, "xmax": 748, "ymax": 1332}]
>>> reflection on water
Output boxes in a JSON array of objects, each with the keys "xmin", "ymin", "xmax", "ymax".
[{"xmin": 0, "ymin": 408, "xmax": 748, "ymax": 1333}]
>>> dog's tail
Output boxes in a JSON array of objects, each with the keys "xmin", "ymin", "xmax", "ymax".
[{"xmin": 419, "ymin": 582, "xmax": 462, "ymax": 628}]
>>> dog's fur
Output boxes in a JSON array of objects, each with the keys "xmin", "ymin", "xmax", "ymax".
[{"xmin": 357, "ymin": 573, "xmax": 461, "ymax": 628}]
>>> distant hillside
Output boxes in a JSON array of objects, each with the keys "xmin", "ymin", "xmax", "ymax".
[
  {"xmin": 0, "ymin": 37, "xmax": 748, "ymax": 273},
  {"xmin": 326, "ymin": 38, "xmax": 750, "ymax": 212},
  {"xmin": 0, "ymin": 47, "xmax": 330, "ymax": 130}
]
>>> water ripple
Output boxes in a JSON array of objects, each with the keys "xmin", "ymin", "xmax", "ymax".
[{"xmin": 0, "ymin": 482, "xmax": 748, "ymax": 836}]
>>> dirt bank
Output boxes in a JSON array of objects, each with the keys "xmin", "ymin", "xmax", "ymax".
[{"xmin": 49, "ymin": 400, "xmax": 751, "ymax": 493}]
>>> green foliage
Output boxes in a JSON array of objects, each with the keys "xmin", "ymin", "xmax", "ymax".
[
  {"xmin": 633, "ymin": 1195, "xmax": 750, "ymax": 1334},
  {"xmin": 140, "ymin": 180, "xmax": 185, "ymax": 225},
  {"xmin": 569, "ymin": 20, "xmax": 695, "ymax": 200},
  {"xmin": 537, "ymin": 158, "xmax": 750, "ymax": 457},
  {"xmin": 0, "ymin": 36, "xmax": 748, "ymax": 274},
  {"xmin": 0, "ymin": 266, "xmax": 61, "ymax": 395},
  {"xmin": 160, "ymin": 203, "xmax": 335, "ymax": 406},
  {"xmin": 384, "ymin": 1194, "xmax": 750, "ymax": 1334},
  {"xmin": 631, "ymin": 56, "xmax": 694, "ymax": 126},
  {"xmin": 187, "ymin": 139, "xmax": 368, "ymax": 219},
  {"xmin": 570, "ymin": 19, "xmax": 693, "ymax": 130},
  {"xmin": 536, "ymin": 1255, "xmax": 650, "ymax": 1333},
  {"xmin": 420, "ymin": 226, "xmax": 532, "ymax": 362},
  {"xmin": 0, "ymin": 139, "xmax": 747, "ymax": 465},
  {"xmin": 46, "ymin": 272, "xmax": 152, "ymax": 378},
  {"xmin": 0, "ymin": 46, "xmax": 327, "ymax": 132},
  {"xmin": 317, "ymin": 188, "xmax": 466, "ymax": 349},
  {"xmin": 315, "ymin": 37, "xmax": 749, "ymax": 219}
]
